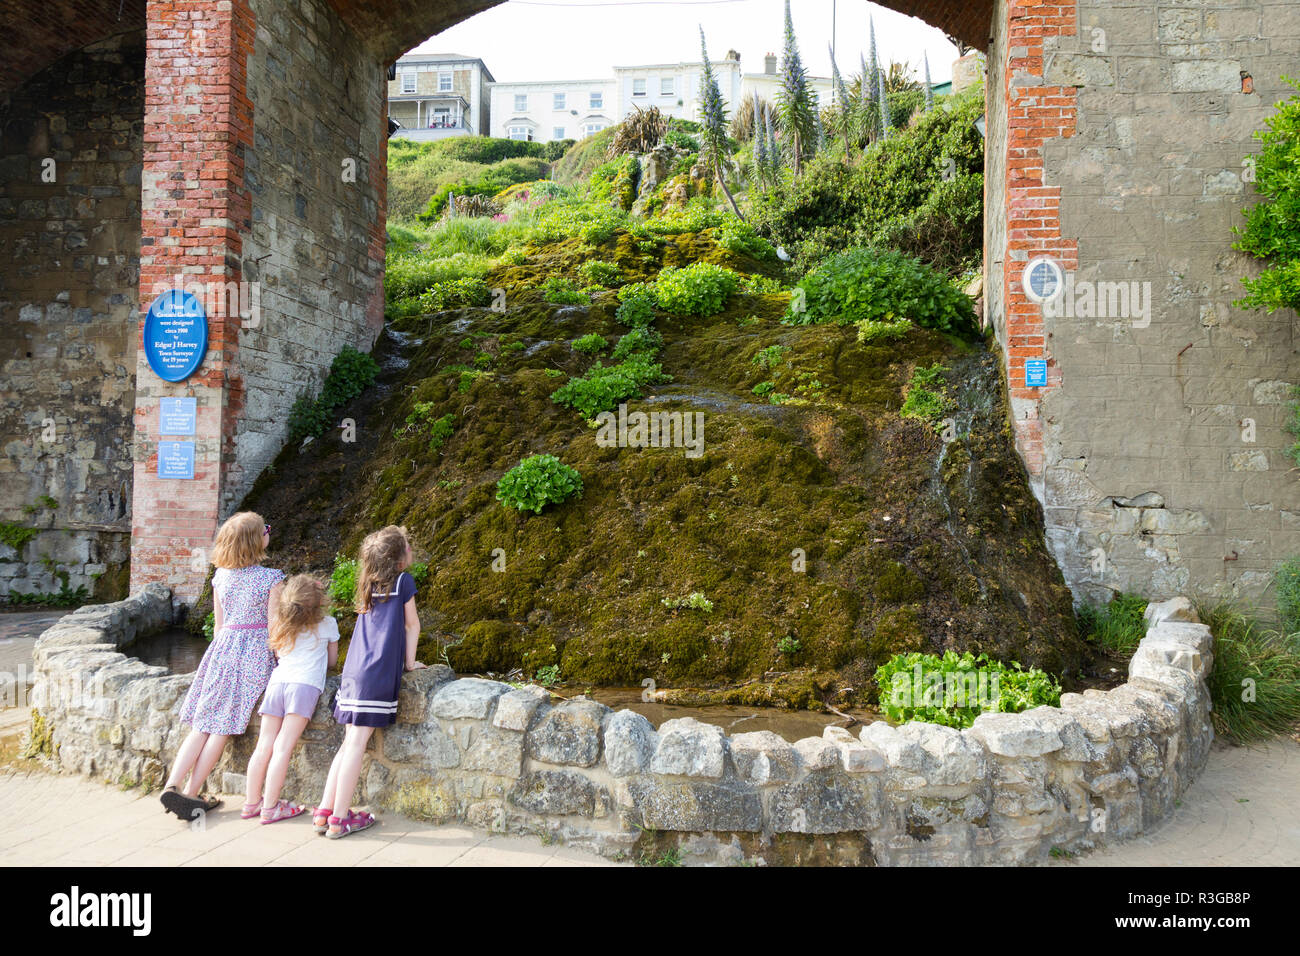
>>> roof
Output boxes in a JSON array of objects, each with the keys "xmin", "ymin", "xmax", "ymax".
[{"xmin": 396, "ymin": 52, "xmax": 495, "ymax": 83}]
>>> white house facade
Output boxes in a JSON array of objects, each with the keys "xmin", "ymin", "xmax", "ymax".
[
  {"xmin": 488, "ymin": 78, "xmax": 617, "ymax": 142},
  {"xmin": 612, "ymin": 53, "xmax": 742, "ymax": 126}
]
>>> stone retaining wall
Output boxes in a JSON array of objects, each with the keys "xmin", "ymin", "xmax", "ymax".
[{"xmin": 28, "ymin": 592, "xmax": 1214, "ymax": 865}]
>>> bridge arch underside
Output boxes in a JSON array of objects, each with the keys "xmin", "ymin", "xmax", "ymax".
[{"xmin": 2, "ymin": 0, "xmax": 1296, "ymax": 610}]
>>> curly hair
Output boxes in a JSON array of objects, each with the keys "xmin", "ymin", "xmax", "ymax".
[{"xmin": 269, "ymin": 574, "xmax": 327, "ymax": 655}]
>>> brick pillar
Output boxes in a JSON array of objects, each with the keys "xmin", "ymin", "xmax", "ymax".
[
  {"xmin": 130, "ymin": 0, "xmax": 255, "ymax": 604},
  {"xmin": 1001, "ymin": 0, "xmax": 1079, "ymax": 477}
]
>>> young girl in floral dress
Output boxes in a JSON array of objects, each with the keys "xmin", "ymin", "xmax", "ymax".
[
  {"xmin": 160, "ymin": 512, "xmax": 284, "ymax": 821},
  {"xmin": 315, "ymin": 525, "xmax": 425, "ymax": 839}
]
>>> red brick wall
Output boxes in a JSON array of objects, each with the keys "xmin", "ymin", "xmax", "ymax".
[
  {"xmin": 129, "ymin": 0, "xmax": 256, "ymax": 601},
  {"xmin": 1001, "ymin": 1, "xmax": 1079, "ymax": 476}
]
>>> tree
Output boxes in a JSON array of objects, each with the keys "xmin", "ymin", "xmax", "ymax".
[
  {"xmin": 776, "ymin": 0, "xmax": 817, "ymax": 176},
  {"xmin": 698, "ymin": 27, "xmax": 744, "ymax": 219}
]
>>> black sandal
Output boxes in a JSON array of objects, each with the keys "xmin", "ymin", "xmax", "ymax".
[{"xmin": 160, "ymin": 786, "xmax": 191, "ymax": 818}]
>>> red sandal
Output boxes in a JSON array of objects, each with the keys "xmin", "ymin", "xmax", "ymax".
[
  {"xmin": 260, "ymin": 799, "xmax": 306, "ymax": 825},
  {"xmin": 240, "ymin": 800, "xmax": 263, "ymax": 820},
  {"xmin": 312, "ymin": 807, "xmax": 332, "ymax": 834}
]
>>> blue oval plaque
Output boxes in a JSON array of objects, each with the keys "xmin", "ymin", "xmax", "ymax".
[{"xmin": 143, "ymin": 289, "xmax": 208, "ymax": 382}]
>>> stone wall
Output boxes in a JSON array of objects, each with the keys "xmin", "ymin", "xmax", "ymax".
[
  {"xmin": 29, "ymin": 593, "xmax": 1214, "ymax": 865},
  {"xmin": 987, "ymin": 0, "xmax": 1300, "ymax": 606},
  {"xmin": 0, "ymin": 30, "xmax": 144, "ymax": 602}
]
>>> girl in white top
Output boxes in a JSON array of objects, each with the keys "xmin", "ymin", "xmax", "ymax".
[{"xmin": 242, "ymin": 575, "xmax": 339, "ymax": 824}]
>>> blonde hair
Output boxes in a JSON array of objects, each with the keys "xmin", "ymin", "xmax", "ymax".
[
  {"xmin": 269, "ymin": 574, "xmax": 328, "ymax": 655},
  {"xmin": 211, "ymin": 512, "xmax": 267, "ymax": 569},
  {"xmin": 355, "ymin": 525, "xmax": 410, "ymax": 615}
]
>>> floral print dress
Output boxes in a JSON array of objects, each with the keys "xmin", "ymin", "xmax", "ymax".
[{"xmin": 178, "ymin": 565, "xmax": 284, "ymax": 735}]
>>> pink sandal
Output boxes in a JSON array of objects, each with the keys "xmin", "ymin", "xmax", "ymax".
[
  {"xmin": 240, "ymin": 800, "xmax": 262, "ymax": 820},
  {"xmin": 312, "ymin": 807, "xmax": 332, "ymax": 834},
  {"xmin": 326, "ymin": 810, "xmax": 376, "ymax": 840},
  {"xmin": 260, "ymin": 799, "xmax": 306, "ymax": 825}
]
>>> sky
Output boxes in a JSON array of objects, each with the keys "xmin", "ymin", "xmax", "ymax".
[{"xmin": 410, "ymin": 0, "xmax": 960, "ymax": 85}]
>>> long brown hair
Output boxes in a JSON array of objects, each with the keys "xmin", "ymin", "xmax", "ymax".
[
  {"xmin": 355, "ymin": 525, "xmax": 411, "ymax": 614},
  {"xmin": 269, "ymin": 574, "xmax": 327, "ymax": 655},
  {"xmin": 211, "ymin": 511, "xmax": 266, "ymax": 569}
]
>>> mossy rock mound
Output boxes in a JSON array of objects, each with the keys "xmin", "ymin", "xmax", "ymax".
[{"xmin": 241, "ymin": 231, "xmax": 1087, "ymax": 707}]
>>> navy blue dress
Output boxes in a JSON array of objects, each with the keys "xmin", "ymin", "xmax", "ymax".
[{"xmin": 334, "ymin": 571, "xmax": 415, "ymax": 727}]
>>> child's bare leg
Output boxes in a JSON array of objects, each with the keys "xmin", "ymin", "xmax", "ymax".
[
  {"xmin": 325, "ymin": 724, "xmax": 374, "ymax": 820},
  {"xmin": 165, "ymin": 730, "xmax": 208, "ymax": 790},
  {"xmin": 244, "ymin": 716, "xmax": 280, "ymax": 806},
  {"xmin": 184, "ymin": 733, "xmax": 230, "ymax": 797},
  {"xmin": 263, "ymin": 714, "xmax": 310, "ymax": 807}
]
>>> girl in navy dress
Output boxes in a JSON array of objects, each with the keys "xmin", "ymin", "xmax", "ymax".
[{"xmin": 315, "ymin": 525, "xmax": 425, "ymax": 838}]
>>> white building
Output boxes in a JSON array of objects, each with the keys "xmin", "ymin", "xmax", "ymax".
[
  {"xmin": 612, "ymin": 52, "xmax": 743, "ymax": 127},
  {"xmin": 388, "ymin": 53, "xmax": 494, "ymax": 141},
  {"xmin": 489, "ymin": 78, "xmax": 618, "ymax": 142}
]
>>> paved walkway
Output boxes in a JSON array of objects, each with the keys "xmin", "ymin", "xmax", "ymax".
[{"xmin": 0, "ymin": 769, "xmax": 621, "ymax": 867}]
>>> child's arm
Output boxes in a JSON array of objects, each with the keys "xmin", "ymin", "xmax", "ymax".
[
  {"xmin": 328, "ymin": 637, "xmax": 339, "ymax": 670},
  {"xmin": 403, "ymin": 596, "xmax": 425, "ymax": 671},
  {"xmin": 213, "ymin": 592, "xmax": 224, "ymax": 633}
]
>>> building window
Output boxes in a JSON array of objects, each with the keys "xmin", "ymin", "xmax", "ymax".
[
  {"xmin": 589, "ymin": 91, "xmax": 603, "ymax": 109},
  {"xmin": 508, "ymin": 126, "xmax": 532, "ymax": 141},
  {"xmin": 400, "ymin": 72, "xmax": 416, "ymax": 94},
  {"xmin": 584, "ymin": 123, "xmax": 605, "ymax": 137},
  {"xmin": 553, "ymin": 126, "xmax": 566, "ymax": 140},
  {"xmin": 514, "ymin": 93, "xmax": 528, "ymax": 112},
  {"xmin": 632, "ymin": 78, "xmax": 646, "ymax": 97},
  {"xmin": 553, "ymin": 92, "xmax": 566, "ymax": 110},
  {"xmin": 438, "ymin": 72, "xmax": 452, "ymax": 92},
  {"xmin": 660, "ymin": 77, "xmax": 674, "ymax": 96}
]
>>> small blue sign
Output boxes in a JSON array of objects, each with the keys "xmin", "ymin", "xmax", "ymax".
[
  {"xmin": 143, "ymin": 289, "xmax": 208, "ymax": 383},
  {"xmin": 157, "ymin": 441, "xmax": 195, "ymax": 480},
  {"xmin": 159, "ymin": 397, "xmax": 197, "ymax": 436},
  {"xmin": 1025, "ymin": 359, "xmax": 1048, "ymax": 388}
]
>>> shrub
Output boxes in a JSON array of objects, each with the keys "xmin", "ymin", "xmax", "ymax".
[
  {"xmin": 611, "ymin": 326, "xmax": 663, "ymax": 361},
  {"xmin": 579, "ymin": 260, "xmax": 622, "ymax": 286},
  {"xmin": 385, "ymin": 252, "xmax": 494, "ymax": 303},
  {"xmin": 542, "ymin": 276, "xmax": 590, "ymax": 305},
  {"xmin": 550, "ymin": 355, "xmax": 670, "ymax": 418},
  {"xmin": 288, "ymin": 346, "xmax": 380, "ymax": 442},
  {"xmin": 653, "ymin": 262, "xmax": 740, "ymax": 316},
  {"xmin": 615, "ymin": 283, "xmax": 658, "ymax": 327},
  {"xmin": 588, "ymin": 154, "xmax": 639, "ymax": 210},
  {"xmin": 414, "ymin": 277, "xmax": 491, "ymax": 312},
  {"xmin": 572, "ymin": 333, "xmax": 608, "ymax": 354},
  {"xmin": 328, "ymin": 554, "xmax": 358, "ymax": 609},
  {"xmin": 785, "ymin": 246, "xmax": 975, "ymax": 335},
  {"xmin": 1076, "ymin": 592, "xmax": 1149, "ymax": 655},
  {"xmin": 419, "ymin": 156, "xmax": 553, "ymax": 220},
  {"xmin": 1233, "ymin": 77, "xmax": 1300, "ymax": 314},
  {"xmin": 715, "ymin": 220, "xmax": 776, "ymax": 261},
  {"xmin": 496, "ymin": 454, "xmax": 584, "ymax": 514},
  {"xmin": 875, "ymin": 650, "xmax": 1062, "ymax": 729}
]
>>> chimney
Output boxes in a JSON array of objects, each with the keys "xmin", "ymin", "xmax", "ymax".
[{"xmin": 764, "ymin": 52, "xmax": 777, "ymax": 74}]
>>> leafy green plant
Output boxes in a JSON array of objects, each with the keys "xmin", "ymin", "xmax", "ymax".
[
  {"xmin": 611, "ymin": 326, "xmax": 663, "ymax": 362},
  {"xmin": 751, "ymin": 344, "xmax": 789, "ymax": 370},
  {"xmin": 405, "ymin": 403, "xmax": 456, "ymax": 453},
  {"xmin": 0, "ymin": 522, "xmax": 39, "ymax": 553},
  {"xmin": 752, "ymin": 381, "xmax": 775, "ymax": 396},
  {"xmin": 875, "ymin": 650, "xmax": 1062, "ymax": 729},
  {"xmin": 496, "ymin": 455, "xmax": 584, "ymax": 514},
  {"xmin": 572, "ymin": 333, "xmax": 608, "ymax": 354},
  {"xmin": 1233, "ymin": 77, "xmax": 1300, "ymax": 314},
  {"xmin": 579, "ymin": 260, "xmax": 622, "ymax": 286},
  {"xmin": 203, "ymin": 611, "xmax": 215, "ymax": 641},
  {"xmin": 615, "ymin": 282, "xmax": 658, "ymax": 327},
  {"xmin": 550, "ymin": 355, "xmax": 670, "ymax": 418},
  {"xmin": 409, "ymin": 562, "xmax": 430, "ymax": 586},
  {"xmin": 900, "ymin": 363, "xmax": 953, "ymax": 426},
  {"xmin": 661, "ymin": 592, "xmax": 714, "ymax": 612},
  {"xmin": 653, "ymin": 262, "xmax": 739, "ymax": 316},
  {"xmin": 287, "ymin": 346, "xmax": 380, "ymax": 443},
  {"xmin": 534, "ymin": 664, "xmax": 561, "ymax": 686},
  {"xmin": 785, "ymin": 246, "xmax": 975, "ymax": 334},
  {"xmin": 855, "ymin": 316, "xmax": 912, "ymax": 344},
  {"xmin": 777, "ymin": 634, "xmax": 801, "ymax": 655},
  {"xmin": 328, "ymin": 554, "xmax": 358, "ymax": 609},
  {"xmin": 1276, "ymin": 558, "xmax": 1300, "ymax": 634},
  {"xmin": 542, "ymin": 276, "xmax": 590, "ymax": 305},
  {"xmin": 1076, "ymin": 592, "xmax": 1149, "ymax": 655},
  {"xmin": 414, "ymin": 277, "xmax": 491, "ymax": 312}
]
